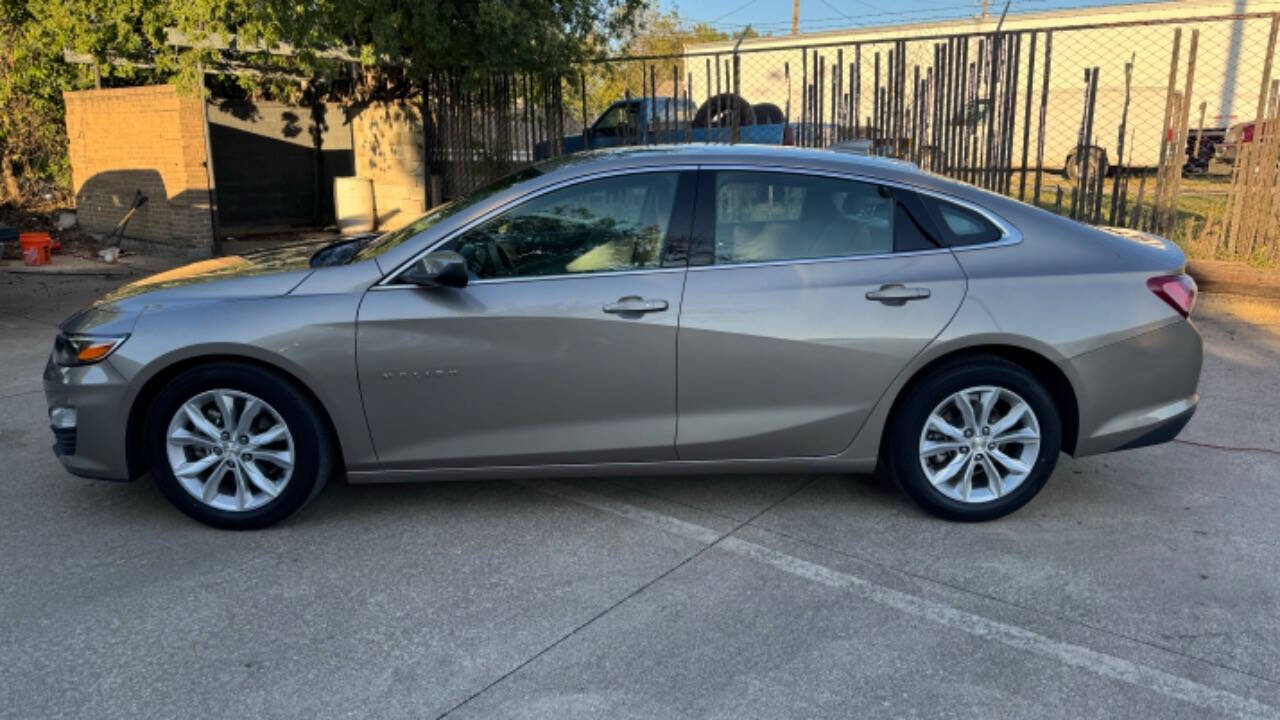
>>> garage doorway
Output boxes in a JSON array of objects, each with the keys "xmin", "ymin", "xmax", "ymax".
[{"xmin": 207, "ymin": 100, "xmax": 355, "ymax": 236}]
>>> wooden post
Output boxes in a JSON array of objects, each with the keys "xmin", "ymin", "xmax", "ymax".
[
  {"xmin": 1133, "ymin": 172, "xmax": 1148, "ymax": 230},
  {"xmin": 1226, "ymin": 14, "xmax": 1279, "ymax": 256},
  {"xmin": 1191, "ymin": 101, "xmax": 1207, "ymax": 170},
  {"xmin": 1152, "ymin": 28, "xmax": 1183, "ymax": 234},
  {"xmin": 1109, "ymin": 58, "xmax": 1134, "ymax": 226},
  {"xmin": 1166, "ymin": 30, "xmax": 1199, "ymax": 236}
]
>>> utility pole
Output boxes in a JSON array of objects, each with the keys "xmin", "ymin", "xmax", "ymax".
[
  {"xmin": 981, "ymin": 0, "xmax": 988, "ymax": 19},
  {"xmin": 793, "ymin": 0, "xmax": 800, "ymax": 35}
]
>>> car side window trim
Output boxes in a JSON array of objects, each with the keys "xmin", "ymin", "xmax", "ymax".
[
  {"xmin": 686, "ymin": 163, "xmax": 1021, "ymax": 270},
  {"xmin": 690, "ymin": 168, "xmax": 934, "ymax": 267},
  {"xmin": 374, "ymin": 166, "xmax": 700, "ymax": 288},
  {"xmin": 661, "ymin": 170, "xmax": 699, "ymax": 268}
]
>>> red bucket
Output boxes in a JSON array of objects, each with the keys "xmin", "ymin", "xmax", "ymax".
[{"xmin": 19, "ymin": 232, "xmax": 53, "ymax": 266}]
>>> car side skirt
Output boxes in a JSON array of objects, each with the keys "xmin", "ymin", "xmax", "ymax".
[{"xmin": 345, "ymin": 456, "xmax": 879, "ymax": 484}]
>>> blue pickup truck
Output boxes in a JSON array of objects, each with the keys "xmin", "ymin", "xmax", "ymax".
[{"xmin": 540, "ymin": 94, "xmax": 794, "ymax": 159}]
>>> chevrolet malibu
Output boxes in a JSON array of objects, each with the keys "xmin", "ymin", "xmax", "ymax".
[{"xmin": 44, "ymin": 146, "xmax": 1202, "ymax": 529}]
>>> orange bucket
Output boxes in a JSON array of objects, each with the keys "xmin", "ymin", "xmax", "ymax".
[{"xmin": 19, "ymin": 232, "xmax": 53, "ymax": 266}]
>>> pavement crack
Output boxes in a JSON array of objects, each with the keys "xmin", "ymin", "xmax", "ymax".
[
  {"xmin": 599, "ymin": 478, "xmax": 1280, "ymax": 688},
  {"xmin": 531, "ymin": 482, "xmax": 1280, "ymax": 718},
  {"xmin": 0, "ymin": 389, "xmax": 43, "ymax": 402},
  {"xmin": 1174, "ymin": 438, "xmax": 1280, "ymax": 458},
  {"xmin": 434, "ymin": 478, "xmax": 817, "ymax": 720},
  {"xmin": 600, "ymin": 479, "xmax": 746, "ymax": 524},
  {"xmin": 745, "ymin": 520, "xmax": 1280, "ymax": 689}
]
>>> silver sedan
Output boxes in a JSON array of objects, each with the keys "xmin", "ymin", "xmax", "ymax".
[{"xmin": 43, "ymin": 146, "xmax": 1202, "ymax": 529}]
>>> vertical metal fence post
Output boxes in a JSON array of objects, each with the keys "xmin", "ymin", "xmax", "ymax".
[
  {"xmin": 872, "ymin": 51, "xmax": 880, "ymax": 151},
  {"xmin": 1032, "ymin": 31, "xmax": 1052, "ymax": 207},
  {"xmin": 1018, "ymin": 32, "xmax": 1037, "ymax": 201},
  {"xmin": 836, "ymin": 48, "xmax": 844, "ymax": 142},
  {"xmin": 853, "ymin": 45, "xmax": 861, "ymax": 139},
  {"xmin": 802, "ymin": 50, "xmax": 809, "ymax": 147},
  {"xmin": 732, "ymin": 34, "xmax": 743, "ymax": 144}
]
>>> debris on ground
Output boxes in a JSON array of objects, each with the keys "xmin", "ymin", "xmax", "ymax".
[{"xmin": 2, "ymin": 201, "xmax": 125, "ymax": 268}]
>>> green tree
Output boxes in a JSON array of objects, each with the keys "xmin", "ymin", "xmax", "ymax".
[
  {"xmin": 0, "ymin": 0, "xmax": 84, "ymax": 202},
  {"xmin": 1, "ymin": 0, "xmax": 678, "ymax": 203},
  {"xmin": 35, "ymin": 0, "xmax": 649, "ymax": 98},
  {"xmin": 577, "ymin": 8, "xmax": 755, "ymax": 121}
]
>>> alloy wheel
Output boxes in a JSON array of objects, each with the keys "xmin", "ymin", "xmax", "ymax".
[
  {"xmin": 918, "ymin": 385, "xmax": 1041, "ymax": 504},
  {"xmin": 165, "ymin": 389, "xmax": 295, "ymax": 512}
]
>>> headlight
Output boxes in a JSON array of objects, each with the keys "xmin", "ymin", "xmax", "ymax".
[{"xmin": 53, "ymin": 334, "xmax": 128, "ymax": 366}]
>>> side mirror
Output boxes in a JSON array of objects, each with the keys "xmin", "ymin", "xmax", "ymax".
[{"xmin": 399, "ymin": 251, "xmax": 469, "ymax": 288}]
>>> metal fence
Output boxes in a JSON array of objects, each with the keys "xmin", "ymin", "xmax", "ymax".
[{"xmin": 423, "ymin": 11, "xmax": 1280, "ymax": 264}]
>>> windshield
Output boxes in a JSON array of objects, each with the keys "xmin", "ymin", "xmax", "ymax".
[{"xmin": 347, "ymin": 165, "xmax": 545, "ymax": 264}]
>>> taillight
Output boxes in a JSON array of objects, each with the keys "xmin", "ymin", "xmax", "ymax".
[
  {"xmin": 1147, "ymin": 274, "xmax": 1197, "ymax": 318},
  {"xmin": 1241, "ymin": 122, "xmax": 1255, "ymax": 143}
]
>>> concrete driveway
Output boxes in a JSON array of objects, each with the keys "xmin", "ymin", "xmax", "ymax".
[{"xmin": 2, "ymin": 268, "xmax": 1278, "ymax": 719}]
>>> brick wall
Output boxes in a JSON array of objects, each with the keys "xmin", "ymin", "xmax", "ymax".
[
  {"xmin": 351, "ymin": 102, "xmax": 427, "ymax": 231},
  {"xmin": 64, "ymin": 85, "xmax": 215, "ymax": 257}
]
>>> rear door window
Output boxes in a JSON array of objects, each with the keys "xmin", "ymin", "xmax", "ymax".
[{"xmin": 701, "ymin": 171, "xmax": 938, "ymax": 264}]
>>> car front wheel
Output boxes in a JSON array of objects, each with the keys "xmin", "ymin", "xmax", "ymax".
[
  {"xmin": 888, "ymin": 357, "xmax": 1062, "ymax": 521},
  {"xmin": 145, "ymin": 363, "xmax": 333, "ymax": 530}
]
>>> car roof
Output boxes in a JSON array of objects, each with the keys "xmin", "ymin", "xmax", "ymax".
[
  {"xmin": 534, "ymin": 144, "xmax": 1027, "ymax": 216},
  {"xmin": 364, "ymin": 143, "xmax": 1041, "ymax": 275},
  {"xmin": 540, "ymin": 144, "xmax": 924, "ymax": 187}
]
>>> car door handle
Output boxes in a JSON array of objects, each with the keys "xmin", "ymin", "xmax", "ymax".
[
  {"xmin": 602, "ymin": 296, "xmax": 669, "ymax": 314},
  {"xmin": 865, "ymin": 284, "xmax": 931, "ymax": 303}
]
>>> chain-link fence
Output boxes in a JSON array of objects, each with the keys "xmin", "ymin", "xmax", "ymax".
[{"xmin": 423, "ymin": 11, "xmax": 1280, "ymax": 264}]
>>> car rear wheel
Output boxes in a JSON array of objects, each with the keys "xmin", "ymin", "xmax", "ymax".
[
  {"xmin": 888, "ymin": 357, "xmax": 1062, "ymax": 521},
  {"xmin": 145, "ymin": 363, "xmax": 333, "ymax": 530}
]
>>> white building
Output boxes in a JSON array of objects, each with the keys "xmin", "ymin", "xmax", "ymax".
[{"xmin": 685, "ymin": 0, "xmax": 1280, "ymax": 170}]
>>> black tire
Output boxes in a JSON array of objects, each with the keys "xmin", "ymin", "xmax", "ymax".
[
  {"xmin": 1063, "ymin": 147, "xmax": 1108, "ymax": 182},
  {"xmin": 692, "ymin": 93, "xmax": 757, "ymax": 128},
  {"xmin": 887, "ymin": 356, "xmax": 1062, "ymax": 522},
  {"xmin": 752, "ymin": 102, "xmax": 785, "ymax": 124},
  {"xmin": 145, "ymin": 362, "xmax": 334, "ymax": 530},
  {"xmin": 1182, "ymin": 139, "xmax": 1214, "ymax": 176}
]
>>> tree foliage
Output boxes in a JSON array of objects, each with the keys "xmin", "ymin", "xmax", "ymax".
[
  {"xmin": 31, "ymin": 0, "xmax": 648, "ymax": 100},
  {"xmin": 576, "ymin": 8, "xmax": 756, "ymax": 121},
  {"xmin": 0, "ymin": 1, "xmax": 87, "ymax": 202},
  {"xmin": 0, "ymin": 0, "xmax": 726, "ymax": 202}
]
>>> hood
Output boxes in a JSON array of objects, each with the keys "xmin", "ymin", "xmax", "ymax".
[
  {"xmin": 97, "ymin": 240, "xmax": 332, "ymax": 306},
  {"xmin": 61, "ymin": 240, "xmax": 331, "ymax": 335}
]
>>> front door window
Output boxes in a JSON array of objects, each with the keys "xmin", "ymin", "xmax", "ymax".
[{"xmin": 443, "ymin": 172, "xmax": 681, "ymax": 279}]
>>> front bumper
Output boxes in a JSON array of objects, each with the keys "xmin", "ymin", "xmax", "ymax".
[
  {"xmin": 1068, "ymin": 319, "xmax": 1203, "ymax": 457},
  {"xmin": 42, "ymin": 355, "xmax": 134, "ymax": 481}
]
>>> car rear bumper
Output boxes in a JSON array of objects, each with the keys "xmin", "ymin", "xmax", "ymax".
[
  {"xmin": 1068, "ymin": 319, "xmax": 1203, "ymax": 457},
  {"xmin": 42, "ymin": 355, "xmax": 134, "ymax": 481},
  {"xmin": 1114, "ymin": 404, "xmax": 1196, "ymax": 451}
]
